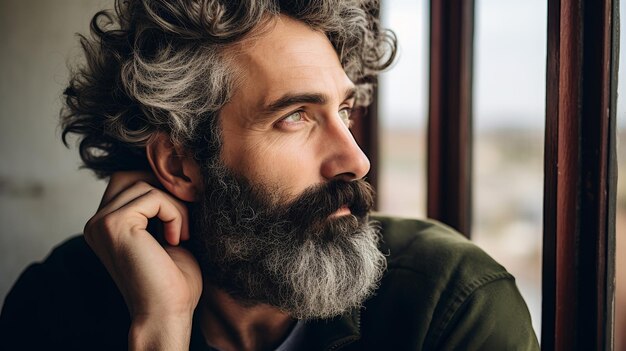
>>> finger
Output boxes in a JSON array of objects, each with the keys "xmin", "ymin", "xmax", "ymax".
[
  {"xmin": 98, "ymin": 181, "xmax": 155, "ymax": 215},
  {"xmin": 116, "ymin": 189, "xmax": 189, "ymax": 246},
  {"xmin": 94, "ymin": 182, "xmax": 190, "ymax": 245},
  {"xmin": 99, "ymin": 172, "xmax": 160, "ymax": 210},
  {"xmin": 100, "ymin": 180, "xmax": 185, "ymax": 221},
  {"xmin": 145, "ymin": 190, "xmax": 190, "ymax": 244}
]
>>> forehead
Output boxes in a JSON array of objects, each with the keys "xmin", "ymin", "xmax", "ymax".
[{"xmin": 228, "ymin": 16, "xmax": 354, "ymax": 109}]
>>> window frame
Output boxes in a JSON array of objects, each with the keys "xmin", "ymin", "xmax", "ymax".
[{"xmin": 542, "ymin": 0, "xmax": 618, "ymax": 349}]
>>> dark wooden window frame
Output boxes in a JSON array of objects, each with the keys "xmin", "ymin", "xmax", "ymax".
[
  {"xmin": 542, "ymin": 0, "xmax": 618, "ymax": 349},
  {"xmin": 427, "ymin": 0, "xmax": 475, "ymax": 238}
]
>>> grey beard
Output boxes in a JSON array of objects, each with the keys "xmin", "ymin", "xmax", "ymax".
[{"xmin": 187, "ymin": 159, "xmax": 387, "ymax": 320}]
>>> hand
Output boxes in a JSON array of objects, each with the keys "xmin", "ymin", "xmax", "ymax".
[{"xmin": 84, "ymin": 172, "xmax": 202, "ymax": 350}]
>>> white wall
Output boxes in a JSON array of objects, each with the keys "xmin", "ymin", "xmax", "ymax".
[{"xmin": 0, "ymin": 0, "xmax": 108, "ymax": 303}]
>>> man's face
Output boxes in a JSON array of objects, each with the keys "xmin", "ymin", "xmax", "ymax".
[
  {"xmin": 219, "ymin": 16, "xmax": 371, "ymax": 203},
  {"xmin": 187, "ymin": 16, "xmax": 385, "ymax": 320}
]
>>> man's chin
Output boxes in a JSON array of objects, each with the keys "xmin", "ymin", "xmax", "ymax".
[{"xmin": 267, "ymin": 220, "xmax": 386, "ymax": 320}]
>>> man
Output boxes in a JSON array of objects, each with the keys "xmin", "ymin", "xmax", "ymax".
[{"xmin": 0, "ymin": 0, "xmax": 539, "ymax": 350}]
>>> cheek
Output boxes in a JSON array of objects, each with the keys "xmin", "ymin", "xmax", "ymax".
[{"xmin": 238, "ymin": 135, "xmax": 322, "ymax": 196}]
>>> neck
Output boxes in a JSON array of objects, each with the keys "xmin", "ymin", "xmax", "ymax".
[{"xmin": 197, "ymin": 284, "xmax": 295, "ymax": 351}]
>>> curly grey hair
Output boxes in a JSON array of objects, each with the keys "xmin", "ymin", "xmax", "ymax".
[{"xmin": 61, "ymin": 0, "xmax": 397, "ymax": 178}]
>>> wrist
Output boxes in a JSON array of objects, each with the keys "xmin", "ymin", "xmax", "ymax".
[{"xmin": 129, "ymin": 313, "xmax": 194, "ymax": 351}]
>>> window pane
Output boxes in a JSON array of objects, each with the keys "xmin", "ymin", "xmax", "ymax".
[
  {"xmin": 473, "ymin": 0, "xmax": 546, "ymax": 335},
  {"xmin": 378, "ymin": 0, "xmax": 428, "ymax": 218}
]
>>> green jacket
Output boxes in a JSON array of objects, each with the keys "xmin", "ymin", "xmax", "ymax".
[{"xmin": 1, "ymin": 215, "xmax": 539, "ymax": 350}]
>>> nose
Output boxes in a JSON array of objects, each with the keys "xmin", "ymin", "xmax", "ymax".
[{"xmin": 320, "ymin": 115, "xmax": 371, "ymax": 181}]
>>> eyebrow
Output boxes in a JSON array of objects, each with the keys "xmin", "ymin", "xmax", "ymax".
[{"xmin": 261, "ymin": 87, "xmax": 357, "ymax": 116}]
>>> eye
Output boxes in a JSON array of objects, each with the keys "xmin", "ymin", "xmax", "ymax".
[
  {"xmin": 275, "ymin": 110, "xmax": 306, "ymax": 130},
  {"xmin": 338, "ymin": 108, "xmax": 353, "ymax": 127},
  {"xmin": 283, "ymin": 111, "xmax": 303, "ymax": 123}
]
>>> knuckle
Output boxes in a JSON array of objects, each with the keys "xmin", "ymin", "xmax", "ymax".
[
  {"xmin": 128, "ymin": 223, "xmax": 146, "ymax": 238},
  {"xmin": 83, "ymin": 212, "xmax": 119, "ymax": 247},
  {"xmin": 99, "ymin": 213, "xmax": 119, "ymax": 234},
  {"xmin": 132, "ymin": 180, "xmax": 153, "ymax": 192},
  {"xmin": 146, "ymin": 188, "xmax": 165, "ymax": 202}
]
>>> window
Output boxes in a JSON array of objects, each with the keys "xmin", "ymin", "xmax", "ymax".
[
  {"xmin": 378, "ymin": 0, "xmax": 429, "ymax": 218},
  {"xmin": 472, "ymin": 0, "xmax": 546, "ymax": 334}
]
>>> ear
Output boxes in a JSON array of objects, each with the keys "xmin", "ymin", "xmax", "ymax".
[{"xmin": 146, "ymin": 132, "xmax": 203, "ymax": 202}]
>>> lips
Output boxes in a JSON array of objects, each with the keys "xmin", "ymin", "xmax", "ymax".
[
  {"xmin": 329, "ymin": 205, "xmax": 351, "ymax": 218},
  {"xmin": 283, "ymin": 179, "xmax": 374, "ymax": 229}
]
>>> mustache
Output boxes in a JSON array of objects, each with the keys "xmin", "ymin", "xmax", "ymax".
[{"xmin": 282, "ymin": 178, "xmax": 375, "ymax": 228}]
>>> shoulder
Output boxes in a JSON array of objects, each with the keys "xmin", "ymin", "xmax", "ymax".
[
  {"xmin": 373, "ymin": 214, "xmax": 511, "ymax": 284},
  {"xmin": 0, "ymin": 236, "xmax": 129, "ymax": 350},
  {"xmin": 358, "ymin": 215, "xmax": 538, "ymax": 350}
]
